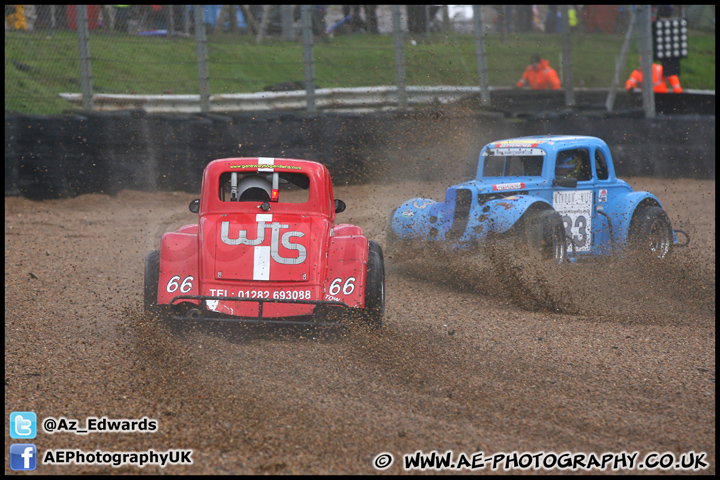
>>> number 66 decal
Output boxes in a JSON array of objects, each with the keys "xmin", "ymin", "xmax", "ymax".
[
  {"xmin": 167, "ymin": 275, "xmax": 194, "ymax": 293},
  {"xmin": 328, "ymin": 277, "xmax": 356, "ymax": 296}
]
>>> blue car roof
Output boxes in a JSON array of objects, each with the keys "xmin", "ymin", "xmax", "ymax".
[{"xmin": 482, "ymin": 135, "xmax": 608, "ymax": 154}]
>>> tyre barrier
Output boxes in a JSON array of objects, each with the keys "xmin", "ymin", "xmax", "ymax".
[
  {"xmin": 515, "ymin": 114, "xmax": 716, "ymax": 179},
  {"xmin": 62, "ymin": 113, "xmax": 99, "ymax": 197},
  {"xmin": 5, "ymin": 112, "xmax": 20, "ymax": 196},
  {"xmin": 195, "ymin": 113, "xmax": 234, "ymax": 166},
  {"xmin": 14, "ymin": 114, "xmax": 70, "ymax": 200},
  {"xmin": 4, "ymin": 108, "xmax": 715, "ymax": 200},
  {"xmin": 152, "ymin": 114, "xmax": 193, "ymax": 192},
  {"xmin": 65, "ymin": 110, "xmax": 146, "ymax": 196}
]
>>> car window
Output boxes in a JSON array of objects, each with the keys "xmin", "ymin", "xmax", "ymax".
[
  {"xmin": 595, "ymin": 149, "xmax": 609, "ymax": 180},
  {"xmin": 483, "ymin": 155, "xmax": 543, "ymax": 177},
  {"xmin": 218, "ymin": 171, "xmax": 310, "ymax": 203},
  {"xmin": 555, "ymin": 148, "xmax": 591, "ymax": 182}
]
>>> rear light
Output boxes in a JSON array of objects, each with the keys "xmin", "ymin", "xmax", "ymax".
[{"xmin": 271, "ymin": 172, "xmax": 279, "ymax": 201}]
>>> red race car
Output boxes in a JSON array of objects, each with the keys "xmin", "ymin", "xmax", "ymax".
[{"xmin": 144, "ymin": 157, "xmax": 385, "ymax": 328}]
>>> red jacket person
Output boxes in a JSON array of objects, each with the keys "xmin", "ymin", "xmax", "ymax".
[{"xmin": 516, "ymin": 53, "xmax": 561, "ymax": 90}]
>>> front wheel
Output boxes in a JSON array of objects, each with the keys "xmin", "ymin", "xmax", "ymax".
[
  {"xmin": 522, "ymin": 209, "xmax": 567, "ymax": 263},
  {"xmin": 628, "ymin": 206, "xmax": 672, "ymax": 259},
  {"xmin": 487, "ymin": 209, "xmax": 569, "ymax": 311}
]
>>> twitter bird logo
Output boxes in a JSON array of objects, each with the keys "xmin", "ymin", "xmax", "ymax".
[{"xmin": 10, "ymin": 412, "xmax": 37, "ymax": 439}]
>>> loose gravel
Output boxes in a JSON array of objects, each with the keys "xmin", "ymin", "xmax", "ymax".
[{"xmin": 4, "ymin": 177, "xmax": 714, "ymax": 474}]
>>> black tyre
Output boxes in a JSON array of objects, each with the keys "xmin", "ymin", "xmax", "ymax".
[
  {"xmin": 628, "ymin": 206, "xmax": 672, "ymax": 259},
  {"xmin": 522, "ymin": 209, "xmax": 567, "ymax": 263},
  {"xmin": 145, "ymin": 250, "xmax": 193, "ymax": 334},
  {"xmin": 359, "ymin": 240, "xmax": 385, "ymax": 329},
  {"xmin": 144, "ymin": 250, "xmax": 161, "ymax": 312},
  {"xmin": 144, "ymin": 250, "xmax": 171, "ymax": 319}
]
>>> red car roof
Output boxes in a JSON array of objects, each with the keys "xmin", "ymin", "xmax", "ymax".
[{"xmin": 199, "ymin": 157, "xmax": 335, "ymax": 218}]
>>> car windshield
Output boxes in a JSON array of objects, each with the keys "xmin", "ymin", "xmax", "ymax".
[
  {"xmin": 482, "ymin": 155, "xmax": 544, "ymax": 177},
  {"xmin": 218, "ymin": 171, "xmax": 310, "ymax": 203}
]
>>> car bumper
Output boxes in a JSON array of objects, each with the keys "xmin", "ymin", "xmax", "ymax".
[{"xmin": 168, "ymin": 294, "xmax": 351, "ymax": 326}]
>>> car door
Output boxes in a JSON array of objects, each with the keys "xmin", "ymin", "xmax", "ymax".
[
  {"xmin": 589, "ymin": 146, "xmax": 615, "ymax": 255},
  {"xmin": 552, "ymin": 148, "xmax": 595, "ymax": 255}
]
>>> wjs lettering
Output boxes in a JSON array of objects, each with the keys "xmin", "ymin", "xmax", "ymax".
[{"xmin": 221, "ymin": 221, "xmax": 306, "ymax": 265}]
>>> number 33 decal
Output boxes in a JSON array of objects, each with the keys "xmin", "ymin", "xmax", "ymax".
[{"xmin": 562, "ymin": 215, "xmax": 588, "ymax": 247}]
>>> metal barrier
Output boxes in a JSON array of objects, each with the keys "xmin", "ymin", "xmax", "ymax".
[
  {"xmin": 59, "ymin": 86, "xmax": 495, "ymax": 114},
  {"xmin": 58, "ymin": 86, "xmax": 714, "ymax": 114}
]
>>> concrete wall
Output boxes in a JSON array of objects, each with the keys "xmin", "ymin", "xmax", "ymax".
[{"xmin": 5, "ymin": 106, "xmax": 715, "ymax": 200}]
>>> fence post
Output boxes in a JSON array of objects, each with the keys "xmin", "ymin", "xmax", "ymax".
[
  {"xmin": 560, "ymin": 5, "xmax": 575, "ymax": 106},
  {"xmin": 194, "ymin": 6, "xmax": 210, "ymax": 113},
  {"xmin": 638, "ymin": 5, "xmax": 655, "ymax": 118},
  {"xmin": 606, "ymin": 9, "xmax": 636, "ymax": 111},
  {"xmin": 281, "ymin": 5, "xmax": 293, "ymax": 41},
  {"xmin": 391, "ymin": 5, "xmax": 406, "ymax": 109},
  {"xmin": 301, "ymin": 5, "xmax": 316, "ymax": 112},
  {"xmin": 76, "ymin": 5, "xmax": 94, "ymax": 110},
  {"xmin": 472, "ymin": 6, "xmax": 490, "ymax": 106},
  {"xmin": 168, "ymin": 5, "xmax": 175, "ymax": 36},
  {"xmin": 424, "ymin": 5, "xmax": 430, "ymax": 38},
  {"xmin": 50, "ymin": 5, "xmax": 57, "ymax": 35},
  {"xmin": 500, "ymin": 5, "xmax": 509, "ymax": 43},
  {"xmin": 257, "ymin": 5, "xmax": 271, "ymax": 44}
]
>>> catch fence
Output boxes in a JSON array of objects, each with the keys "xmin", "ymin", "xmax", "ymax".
[{"xmin": 7, "ymin": 5, "xmax": 709, "ymax": 117}]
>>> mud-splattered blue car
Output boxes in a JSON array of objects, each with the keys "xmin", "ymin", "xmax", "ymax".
[{"xmin": 389, "ymin": 135, "xmax": 689, "ymax": 262}]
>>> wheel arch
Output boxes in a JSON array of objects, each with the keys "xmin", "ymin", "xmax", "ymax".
[
  {"xmin": 615, "ymin": 193, "xmax": 667, "ymax": 249},
  {"xmin": 156, "ymin": 232, "xmax": 201, "ymax": 306},
  {"xmin": 629, "ymin": 197, "xmax": 663, "ymax": 228},
  {"xmin": 324, "ymin": 234, "xmax": 369, "ymax": 308},
  {"xmin": 390, "ymin": 197, "xmax": 440, "ymax": 240},
  {"xmin": 489, "ymin": 200, "xmax": 567, "ymax": 263},
  {"xmin": 486, "ymin": 196, "xmax": 555, "ymax": 235}
]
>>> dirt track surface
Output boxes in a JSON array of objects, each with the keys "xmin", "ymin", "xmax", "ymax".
[{"xmin": 5, "ymin": 177, "xmax": 715, "ymax": 475}]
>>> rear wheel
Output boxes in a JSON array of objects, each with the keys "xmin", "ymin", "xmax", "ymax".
[
  {"xmin": 358, "ymin": 240, "xmax": 385, "ymax": 329},
  {"xmin": 144, "ymin": 250, "xmax": 182, "ymax": 326},
  {"xmin": 628, "ymin": 206, "xmax": 672, "ymax": 259},
  {"xmin": 145, "ymin": 250, "xmax": 196, "ymax": 333},
  {"xmin": 144, "ymin": 250, "xmax": 164, "ymax": 315}
]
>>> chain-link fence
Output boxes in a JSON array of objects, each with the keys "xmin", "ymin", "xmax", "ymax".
[{"xmin": 5, "ymin": 5, "xmax": 715, "ymax": 115}]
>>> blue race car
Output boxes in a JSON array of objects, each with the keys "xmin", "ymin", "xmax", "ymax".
[{"xmin": 389, "ymin": 135, "xmax": 689, "ymax": 262}]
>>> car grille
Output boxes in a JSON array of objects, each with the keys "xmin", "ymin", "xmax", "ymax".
[{"xmin": 446, "ymin": 189, "xmax": 472, "ymax": 240}]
